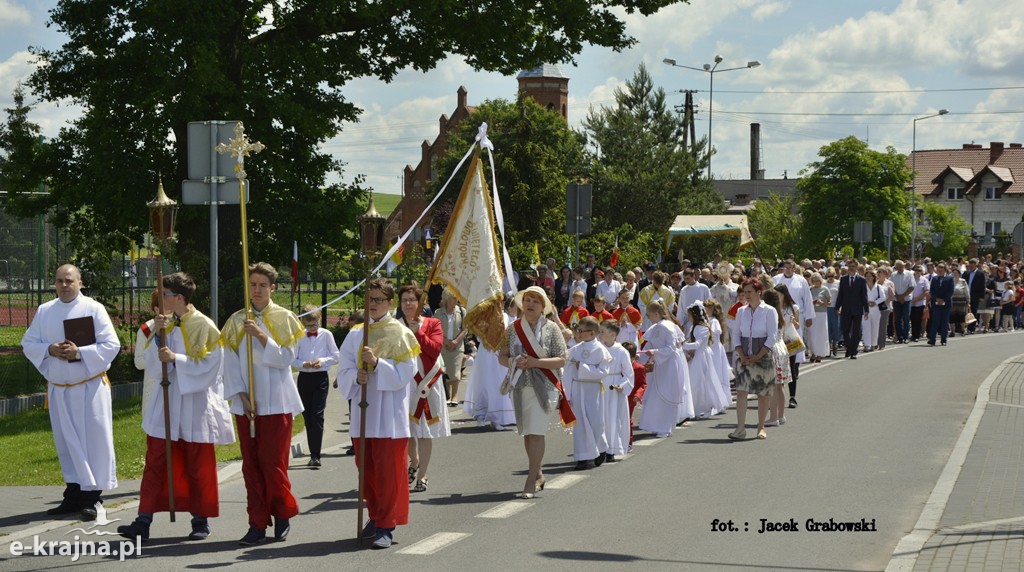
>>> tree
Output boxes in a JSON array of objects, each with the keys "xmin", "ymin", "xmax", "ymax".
[
  {"xmin": 747, "ymin": 192, "xmax": 803, "ymax": 261},
  {"xmin": 921, "ymin": 202, "xmax": 971, "ymax": 259},
  {"xmin": 6, "ymin": 0, "xmax": 688, "ymax": 320},
  {"xmin": 430, "ymin": 96, "xmax": 586, "ymax": 258},
  {"xmin": 797, "ymin": 136, "xmax": 912, "ymax": 258},
  {"xmin": 581, "ymin": 63, "xmax": 720, "ymax": 239}
]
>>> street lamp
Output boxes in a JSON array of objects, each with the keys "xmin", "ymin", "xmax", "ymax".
[
  {"xmin": 664, "ymin": 55, "xmax": 760, "ymax": 179},
  {"xmin": 911, "ymin": 109, "xmax": 949, "ymax": 261}
]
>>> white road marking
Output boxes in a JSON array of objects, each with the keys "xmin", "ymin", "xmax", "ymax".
[
  {"xmin": 633, "ymin": 437, "xmax": 665, "ymax": 447},
  {"xmin": 545, "ymin": 473, "xmax": 588, "ymax": 489},
  {"xmin": 475, "ymin": 501, "xmax": 534, "ymax": 519},
  {"xmin": 397, "ymin": 532, "xmax": 471, "ymax": 555}
]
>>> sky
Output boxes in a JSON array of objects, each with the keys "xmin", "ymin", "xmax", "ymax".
[{"xmin": 1, "ymin": 0, "xmax": 1023, "ymax": 196}]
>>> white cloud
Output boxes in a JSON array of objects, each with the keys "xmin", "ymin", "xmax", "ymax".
[
  {"xmin": 752, "ymin": 0, "xmax": 790, "ymax": 21},
  {"xmin": 0, "ymin": 0, "xmax": 30, "ymax": 29}
]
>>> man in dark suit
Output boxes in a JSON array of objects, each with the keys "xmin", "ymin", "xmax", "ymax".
[
  {"xmin": 963, "ymin": 258, "xmax": 985, "ymax": 333},
  {"xmin": 834, "ymin": 260, "xmax": 869, "ymax": 359},
  {"xmin": 928, "ymin": 262, "xmax": 955, "ymax": 346}
]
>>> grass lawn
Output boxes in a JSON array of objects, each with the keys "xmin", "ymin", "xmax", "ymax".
[{"xmin": 0, "ymin": 396, "xmax": 305, "ymax": 486}]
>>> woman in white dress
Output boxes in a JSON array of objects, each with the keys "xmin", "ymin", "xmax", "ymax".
[
  {"xmin": 703, "ymin": 298, "xmax": 732, "ymax": 406},
  {"xmin": 864, "ymin": 269, "xmax": 883, "ymax": 352},
  {"xmin": 681, "ymin": 303, "xmax": 730, "ymax": 418},
  {"xmin": 468, "ymin": 298, "xmax": 517, "ymax": 430},
  {"xmin": 807, "ymin": 272, "xmax": 831, "ymax": 362},
  {"xmin": 638, "ymin": 300, "xmax": 693, "ymax": 437},
  {"xmin": 400, "ymin": 284, "xmax": 450, "ymax": 493},
  {"xmin": 498, "ymin": 286, "xmax": 567, "ymax": 499}
]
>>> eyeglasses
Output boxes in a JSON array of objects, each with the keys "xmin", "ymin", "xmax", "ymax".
[
  {"xmin": 368, "ymin": 296, "xmax": 390, "ymax": 304},
  {"xmin": 162, "ymin": 291, "xmax": 179, "ymax": 297}
]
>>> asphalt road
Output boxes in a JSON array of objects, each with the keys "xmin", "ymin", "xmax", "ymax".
[{"xmin": 2, "ymin": 331, "xmax": 1021, "ymax": 571}]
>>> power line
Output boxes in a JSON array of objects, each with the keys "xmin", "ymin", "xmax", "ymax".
[
  {"xmin": 710, "ymin": 86, "xmax": 1024, "ymax": 95},
  {"xmin": 713, "ymin": 110, "xmax": 1024, "ymax": 117}
]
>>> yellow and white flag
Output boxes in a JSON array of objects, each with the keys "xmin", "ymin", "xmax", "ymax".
[{"xmin": 428, "ymin": 152, "xmax": 506, "ymax": 349}]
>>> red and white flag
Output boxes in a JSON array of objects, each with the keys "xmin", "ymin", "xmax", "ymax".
[
  {"xmin": 609, "ymin": 236, "xmax": 619, "ymax": 267},
  {"xmin": 291, "ymin": 240, "xmax": 299, "ymax": 293}
]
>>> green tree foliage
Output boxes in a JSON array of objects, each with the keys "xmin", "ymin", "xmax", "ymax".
[
  {"xmin": 6, "ymin": 0, "xmax": 688, "ymax": 320},
  {"xmin": 921, "ymin": 201, "xmax": 971, "ymax": 259},
  {"xmin": 431, "ymin": 96, "xmax": 585, "ymax": 251},
  {"xmin": 796, "ymin": 136, "xmax": 912, "ymax": 258},
  {"xmin": 581, "ymin": 63, "xmax": 721, "ymax": 239},
  {"xmin": 747, "ymin": 192, "xmax": 803, "ymax": 261}
]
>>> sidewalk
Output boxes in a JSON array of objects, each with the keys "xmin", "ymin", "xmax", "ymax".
[{"xmin": 888, "ymin": 353, "xmax": 1024, "ymax": 572}]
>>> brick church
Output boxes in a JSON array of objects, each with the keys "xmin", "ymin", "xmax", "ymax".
[{"xmin": 382, "ymin": 64, "xmax": 570, "ymax": 245}]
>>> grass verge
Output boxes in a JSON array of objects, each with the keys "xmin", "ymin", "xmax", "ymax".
[{"xmin": 0, "ymin": 396, "xmax": 305, "ymax": 486}]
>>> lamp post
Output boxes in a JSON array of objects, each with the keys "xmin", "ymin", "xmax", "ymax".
[
  {"xmin": 663, "ymin": 55, "xmax": 760, "ymax": 179},
  {"xmin": 146, "ymin": 179, "xmax": 179, "ymax": 522},
  {"xmin": 355, "ymin": 193, "xmax": 385, "ymax": 544},
  {"xmin": 911, "ymin": 109, "xmax": 949, "ymax": 261}
]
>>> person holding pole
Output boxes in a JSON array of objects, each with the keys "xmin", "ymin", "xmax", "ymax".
[
  {"xmin": 337, "ymin": 277, "xmax": 419, "ymax": 549},
  {"xmin": 222, "ymin": 262, "xmax": 304, "ymax": 546},
  {"xmin": 118, "ymin": 272, "xmax": 234, "ymax": 542}
]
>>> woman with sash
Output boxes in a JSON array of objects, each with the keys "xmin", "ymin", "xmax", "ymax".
[
  {"xmin": 399, "ymin": 284, "xmax": 448, "ymax": 493},
  {"xmin": 498, "ymin": 286, "xmax": 569, "ymax": 500},
  {"xmin": 730, "ymin": 278, "xmax": 779, "ymax": 441}
]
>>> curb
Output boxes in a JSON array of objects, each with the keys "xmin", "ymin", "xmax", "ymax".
[{"xmin": 884, "ymin": 352, "xmax": 1024, "ymax": 572}]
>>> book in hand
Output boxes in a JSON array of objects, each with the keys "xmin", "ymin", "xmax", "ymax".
[{"xmin": 63, "ymin": 316, "xmax": 96, "ymax": 362}]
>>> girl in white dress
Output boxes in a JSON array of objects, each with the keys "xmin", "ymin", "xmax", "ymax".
[
  {"xmin": 638, "ymin": 301, "xmax": 693, "ymax": 437},
  {"xmin": 682, "ymin": 303, "xmax": 730, "ymax": 418},
  {"xmin": 703, "ymin": 298, "xmax": 732, "ymax": 408},
  {"xmin": 865, "ymin": 269, "xmax": 883, "ymax": 352}
]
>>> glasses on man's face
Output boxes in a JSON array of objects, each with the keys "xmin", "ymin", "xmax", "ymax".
[
  {"xmin": 368, "ymin": 296, "xmax": 390, "ymax": 305},
  {"xmin": 163, "ymin": 291, "xmax": 178, "ymax": 297}
]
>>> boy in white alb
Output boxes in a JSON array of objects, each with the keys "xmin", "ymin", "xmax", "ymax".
[
  {"xmin": 598, "ymin": 321, "xmax": 634, "ymax": 462},
  {"xmin": 563, "ymin": 317, "xmax": 611, "ymax": 471}
]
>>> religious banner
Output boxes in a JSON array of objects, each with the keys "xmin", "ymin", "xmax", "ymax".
[{"xmin": 428, "ymin": 152, "xmax": 505, "ymax": 350}]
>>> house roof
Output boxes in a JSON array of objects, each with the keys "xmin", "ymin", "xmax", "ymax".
[
  {"xmin": 517, "ymin": 64, "xmax": 570, "ymax": 80},
  {"xmin": 909, "ymin": 143, "xmax": 1024, "ymax": 196}
]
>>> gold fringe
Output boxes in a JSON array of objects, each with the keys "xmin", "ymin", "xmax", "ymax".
[{"xmin": 466, "ymin": 294, "xmax": 506, "ymax": 351}]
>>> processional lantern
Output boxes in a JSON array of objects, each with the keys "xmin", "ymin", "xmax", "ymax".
[
  {"xmin": 147, "ymin": 179, "xmax": 179, "ymax": 242},
  {"xmin": 358, "ymin": 194, "xmax": 386, "ymax": 259}
]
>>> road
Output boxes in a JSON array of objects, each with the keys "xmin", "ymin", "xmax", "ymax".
[{"xmin": 1, "ymin": 331, "xmax": 1021, "ymax": 571}]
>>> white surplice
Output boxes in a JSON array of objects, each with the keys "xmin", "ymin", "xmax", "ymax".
[
  {"xmin": 563, "ymin": 339, "xmax": 611, "ymax": 461},
  {"xmin": 602, "ymin": 342, "xmax": 635, "ymax": 456},
  {"xmin": 638, "ymin": 319, "xmax": 693, "ymax": 436}
]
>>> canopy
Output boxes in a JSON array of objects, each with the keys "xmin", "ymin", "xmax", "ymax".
[{"xmin": 665, "ymin": 214, "xmax": 754, "ymax": 251}]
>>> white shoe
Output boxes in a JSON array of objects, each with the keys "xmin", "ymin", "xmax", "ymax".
[
  {"xmin": 764, "ymin": 419, "xmax": 780, "ymax": 427},
  {"xmin": 779, "ymin": 417, "xmax": 787, "ymax": 425}
]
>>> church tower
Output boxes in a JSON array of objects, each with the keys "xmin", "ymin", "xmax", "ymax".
[{"xmin": 517, "ymin": 64, "xmax": 569, "ymax": 121}]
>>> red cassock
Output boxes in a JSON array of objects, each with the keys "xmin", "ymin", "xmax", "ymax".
[
  {"xmin": 590, "ymin": 309, "xmax": 614, "ymax": 323},
  {"xmin": 560, "ymin": 305, "xmax": 589, "ymax": 326},
  {"xmin": 139, "ymin": 437, "xmax": 219, "ymax": 516},
  {"xmin": 628, "ymin": 360, "xmax": 648, "ymax": 445},
  {"xmin": 613, "ymin": 305, "xmax": 642, "ymax": 327}
]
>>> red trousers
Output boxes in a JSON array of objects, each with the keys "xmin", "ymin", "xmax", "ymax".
[
  {"xmin": 139, "ymin": 437, "xmax": 219, "ymax": 517},
  {"xmin": 628, "ymin": 399, "xmax": 637, "ymax": 446},
  {"xmin": 353, "ymin": 438, "xmax": 409, "ymax": 529},
  {"xmin": 236, "ymin": 414, "xmax": 299, "ymax": 528}
]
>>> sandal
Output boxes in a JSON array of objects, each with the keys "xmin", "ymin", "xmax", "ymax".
[
  {"xmin": 728, "ymin": 428, "xmax": 746, "ymax": 440},
  {"xmin": 756, "ymin": 429, "xmax": 767, "ymax": 440},
  {"xmin": 408, "ymin": 463, "xmax": 418, "ymax": 484},
  {"xmin": 412, "ymin": 478, "xmax": 428, "ymax": 493}
]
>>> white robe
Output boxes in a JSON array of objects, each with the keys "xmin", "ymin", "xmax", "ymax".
[
  {"xmin": 464, "ymin": 314, "xmax": 515, "ymax": 426},
  {"xmin": 337, "ymin": 321, "xmax": 417, "ymax": 439},
  {"xmin": 682, "ymin": 325, "xmax": 730, "ymax": 418},
  {"xmin": 564, "ymin": 339, "xmax": 611, "ymax": 461},
  {"xmin": 142, "ymin": 312, "xmax": 234, "ymax": 444},
  {"xmin": 21, "ymin": 294, "xmax": 120, "ymax": 491},
  {"xmin": 638, "ymin": 320, "xmax": 693, "ymax": 436},
  {"xmin": 134, "ymin": 320, "xmax": 158, "ymax": 413},
  {"xmin": 774, "ymin": 273, "xmax": 815, "ymax": 363},
  {"xmin": 602, "ymin": 343, "xmax": 634, "ymax": 456},
  {"xmin": 707, "ymin": 318, "xmax": 732, "ymax": 401}
]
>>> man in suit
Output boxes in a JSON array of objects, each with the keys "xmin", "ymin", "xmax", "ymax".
[
  {"xmin": 834, "ymin": 260, "xmax": 869, "ymax": 359},
  {"xmin": 928, "ymin": 262, "xmax": 955, "ymax": 346},
  {"xmin": 963, "ymin": 258, "xmax": 986, "ymax": 333}
]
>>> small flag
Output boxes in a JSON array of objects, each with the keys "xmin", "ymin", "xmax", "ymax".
[
  {"xmin": 609, "ymin": 236, "xmax": 619, "ymax": 267},
  {"xmin": 291, "ymin": 241, "xmax": 299, "ymax": 293},
  {"xmin": 532, "ymin": 242, "xmax": 540, "ymax": 269},
  {"xmin": 386, "ymin": 239, "xmax": 404, "ymax": 276}
]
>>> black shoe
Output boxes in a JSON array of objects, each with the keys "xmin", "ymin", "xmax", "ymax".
[
  {"xmin": 594, "ymin": 453, "xmax": 606, "ymax": 467},
  {"xmin": 573, "ymin": 461, "xmax": 593, "ymax": 471},
  {"xmin": 788, "ymin": 397, "xmax": 797, "ymax": 409},
  {"xmin": 927, "ymin": 341, "xmax": 935, "ymax": 346},
  {"xmin": 117, "ymin": 519, "xmax": 151, "ymax": 542},
  {"xmin": 307, "ymin": 457, "xmax": 321, "ymax": 469},
  {"xmin": 850, "ymin": 355, "xmax": 857, "ymax": 360},
  {"xmin": 46, "ymin": 501, "xmax": 80, "ymax": 516},
  {"xmin": 605, "ymin": 454, "xmax": 617, "ymax": 463},
  {"xmin": 941, "ymin": 341, "xmax": 947, "ymax": 346},
  {"xmin": 361, "ymin": 519, "xmax": 376, "ymax": 540},
  {"xmin": 345, "ymin": 447, "xmax": 355, "ymax": 456},
  {"xmin": 80, "ymin": 503, "xmax": 98, "ymax": 521},
  {"xmin": 188, "ymin": 517, "xmax": 211, "ymax": 540},
  {"xmin": 238, "ymin": 527, "xmax": 267, "ymax": 546},
  {"xmin": 274, "ymin": 518, "xmax": 290, "ymax": 542}
]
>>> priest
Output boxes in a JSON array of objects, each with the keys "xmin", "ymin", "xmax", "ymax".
[
  {"xmin": 118, "ymin": 272, "xmax": 235, "ymax": 542},
  {"xmin": 21, "ymin": 264, "xmax": 121, "ymax": 521}
]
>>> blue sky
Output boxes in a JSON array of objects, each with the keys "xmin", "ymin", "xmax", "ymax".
[{"xmin": 1, "ymin": 0, "xmax": 1022, "ymax": 195}]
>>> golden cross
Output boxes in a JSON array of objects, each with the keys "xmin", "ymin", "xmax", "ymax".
[{"xmin": 215, "ymin": 122, "xmax": 265, "ymax": 180}]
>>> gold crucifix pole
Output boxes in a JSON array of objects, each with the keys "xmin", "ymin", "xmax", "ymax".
[{"xmin": 216, "ymin": 122, "xmax": 265, "ymax": 439}]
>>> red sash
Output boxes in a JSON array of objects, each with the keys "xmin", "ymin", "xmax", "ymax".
[
  {"xmin": 410, "ymin": 358, "xmax": 444, "ymax": 424},
  {"xmin": 513, "ymin": 320, "xmax": 576, "ymax": 427}
]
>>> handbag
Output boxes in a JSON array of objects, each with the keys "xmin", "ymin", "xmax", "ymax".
[
  {"xmin": 875, "ymin": 286, "xmax": 888, "ymax": 312},
  {"xmin": 965, "ymin": 312, "xmax": 977, "ymax": 325},
  {"xmin": 782, "ymin": 321, "xmax": 805, "ymax": 356}
]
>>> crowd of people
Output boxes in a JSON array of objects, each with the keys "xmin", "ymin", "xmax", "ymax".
[{"xmin": 20, "ymin": 251, "xmax": 1023, "ymax": 552}]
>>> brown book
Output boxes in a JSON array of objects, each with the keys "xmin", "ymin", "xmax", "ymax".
[{"xmin": 64, "ymin": 316, "xmax": 96, "ymax": 362}]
